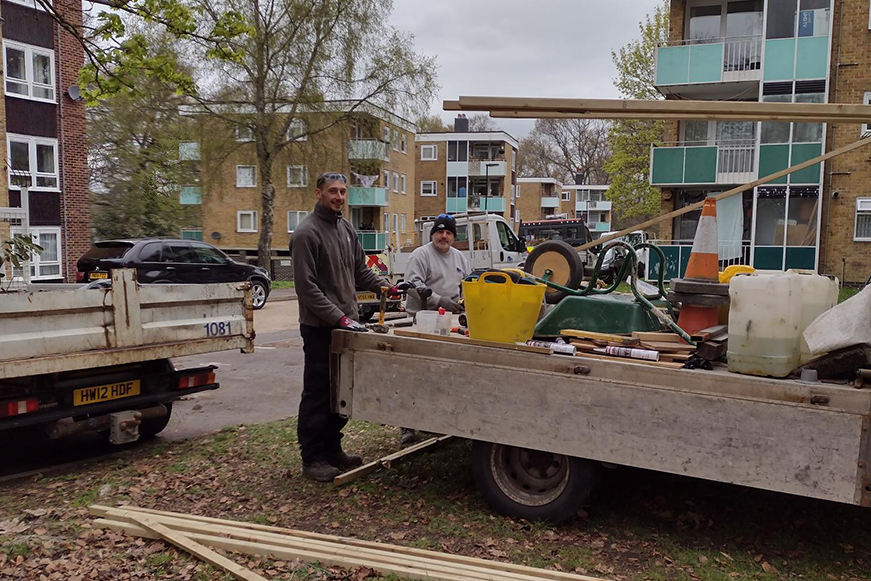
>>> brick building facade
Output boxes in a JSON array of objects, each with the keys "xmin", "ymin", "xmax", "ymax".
[{"xmin": 1, "ymin": 0, "xmax": 89, "ymax": 282}]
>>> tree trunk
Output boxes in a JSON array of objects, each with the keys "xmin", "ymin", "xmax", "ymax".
[{"xmin": 257, "ymin": 160, "xmax": 275, "ymax": 270}]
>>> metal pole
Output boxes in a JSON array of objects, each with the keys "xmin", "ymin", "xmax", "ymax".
[{"xmin": 21, "ymin": 185, "xmax": 30, "ymax": 285}]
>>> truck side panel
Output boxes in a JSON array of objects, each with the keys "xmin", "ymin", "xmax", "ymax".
[{"xmin": 333, "ymin": 332, "xmax": 871, "ymax": 506}]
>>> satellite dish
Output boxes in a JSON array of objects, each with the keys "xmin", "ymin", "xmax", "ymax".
[
  {"xmin": 211, "ymin": 231, "xmax": 221, "ymax": 240},
  {"xmin": 67, "ymin": 85, "xmax": 83, "ymax": 101}
]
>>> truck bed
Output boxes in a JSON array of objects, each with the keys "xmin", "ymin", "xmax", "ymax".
[
  {"xmin": 331, "ymin": 331, "xmax": 871, "ymax": 507},
  {"xmin": 0, "ymin": 269, "xmax": 254, "ymax": 380}
]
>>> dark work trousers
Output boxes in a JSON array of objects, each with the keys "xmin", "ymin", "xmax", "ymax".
[{"xmin": 298, "ymin": 324, "xmax": 347, "ymax": 464}]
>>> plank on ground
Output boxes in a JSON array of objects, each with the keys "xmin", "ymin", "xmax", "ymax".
[{"xmin": 333, "ymin": 435, "xmax": 452, "ymax": 486}]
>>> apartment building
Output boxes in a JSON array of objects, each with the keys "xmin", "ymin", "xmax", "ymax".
[
  {"xmin": 1, "ymin": 0, "xmax": 89, "ymax": 282},
  {"xmin": 186, "ymin": 104, "xmax": 416, "ymax": 264},
  {"xmin": 415, "ymin": 116, "xmax": 519, "ymax": 230},
  {"xmin": 651, "ymin": 0, "xmax": 871, "ymax": 283},
  {"xmin": 516, "ymin": 179, "xmax": 613, "ymax": 234}
]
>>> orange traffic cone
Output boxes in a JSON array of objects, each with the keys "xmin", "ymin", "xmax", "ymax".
[{"xmin": 677, "ymin": 198, "xmax": 721, "ymax": 335}]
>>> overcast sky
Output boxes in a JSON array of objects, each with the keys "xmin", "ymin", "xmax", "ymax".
[{"xmin": 389, "ymin": 0, "xmax": 660, "ymax": 139}]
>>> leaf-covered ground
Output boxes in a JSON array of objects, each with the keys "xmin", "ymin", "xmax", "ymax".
[{"xmin": 1, "ymin": 419, "xmax": 869, "ymax": 581}]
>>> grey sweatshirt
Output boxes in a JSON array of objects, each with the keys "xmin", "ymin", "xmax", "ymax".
[
  {"xmin": 404, "ymin": 242, "xmax": 471, "ymax": 315},
  {"xmin": 290, "ymin": 203, "xmax": 386, "ymax": 327}
]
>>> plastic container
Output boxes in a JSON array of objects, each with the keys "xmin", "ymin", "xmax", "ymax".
[
  {"xmin": 727, "ymin": 270, "xmax": 802, "ymax": 378},
  {"xmin": 416, "ymin": 310, "xmax": 451, "ymax": 336},
  {"xmin": 462, "ymin": 271, "xmax": 546, "ymax": 343},
  {"xmin": 789, "ymin": 269, "xmax": 838, "ymax": 364}
]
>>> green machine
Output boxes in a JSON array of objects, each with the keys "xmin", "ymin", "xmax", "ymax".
[{"xmin": 520, "ymin": 240, "xmax": 690, "ymax": 342}]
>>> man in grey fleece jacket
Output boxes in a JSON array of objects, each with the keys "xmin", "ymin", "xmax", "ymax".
[{"xmin": 290, "ymin": 172, "xmax": 395, "ymax": 482}]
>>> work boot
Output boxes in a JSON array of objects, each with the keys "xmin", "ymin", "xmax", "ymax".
[
  {"xmin": 302, "ymin": 460, "xmax": 341, "ymax": 483},
  {"xmin": 329, "ymin": 451, "xmax": 364, "ymax": 471},
  {"xmin": 400, "ymin": 428, "xmax": 417, "ymax": 445}
]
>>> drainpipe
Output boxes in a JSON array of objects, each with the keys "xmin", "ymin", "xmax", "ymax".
[
  {"xmin": 57, "ymin": 16, "xmax": 70, "ymax": 281},
  {"xmin": 823, "ymin": 0, "xmax": 846, "ymax": 275}
]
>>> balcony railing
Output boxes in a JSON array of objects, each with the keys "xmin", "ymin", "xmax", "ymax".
[
  {"xmin": 541, "ymin": 197, "xmax": 561, "ymax": 208},
  {"xmin": 468, "ymin": 160, "xmax": 507, "ymax": 177},
  {"xmin": 348, "ymin": 139, "xmax": 390, "ymax": 161},
  {"xmin": 648, "ymin": 240, "xmax": 752, "ymax": 281},
  {"xmin": 469, "ymin": 196, "xmax": 505, "ymax": 213},
  {"xmin": 588, "ymin": 222, "xmax": 611, "ymax": 232},
  {"xmin": 348, "ymin": 186, "xmax": 390, "ymax": 207},
  {"xmin": 650, "ymin": 139, "xmax": 756, "ymax": 186},
  {"xmin": 656, "ymin": 35, "xmax": 762, "ymax": 87},
  {"xmin": 357, "ymin": 231, "xmax": 388, "ymax": 253}
]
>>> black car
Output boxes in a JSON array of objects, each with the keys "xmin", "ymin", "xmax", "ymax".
[{"xmin": 77, "ymin": 238, "xmax": 271, "ymax": 309}]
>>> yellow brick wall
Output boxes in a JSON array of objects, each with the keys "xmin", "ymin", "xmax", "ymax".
[
  {"xmin": 517, "ymin": 182, "xmax": 545, "ymax": 222},
  {"xmin": 383, "ymin": 123, "xmax": 416, "ymax": 249},
  {"xmin": 414, "ymin": 141, "xmax": 447, "ymax": 221}
]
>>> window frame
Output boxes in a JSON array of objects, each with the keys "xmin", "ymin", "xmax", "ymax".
[
  {"xmin": 10, "ymin": 226, "xmax": 62, "ymax": 280},
  {"xmin": 855, "ymin": 198, "xmax": 871, "ymax": 241},
  {"xmin": 863, "ymin": 92, "xmax": 871, "ymax": 135},
  {"xmin": 181, "ymin": 229, "xmax": 203, "ymax": 241},
  {"xmin": 178, "ymin": 141, "xmax": 200, "ymax": 161},
  {"xmin": 5, "ymin": 0, "xmax": 50, "ymax": 11},
  {"xmin": 401, "ymin": 213, "xmax": 407, "ymax": 232},
  {"xmin": 383, "ymin": 170, "xmax": 391, "ymax": 188},
  {"xmin": 179, "ymin": 186, "xmax": 202, "ymax": 205},
  {"xmin": 393, "ymin": 173, "xmax": 400, "ymax": 193},
  {"xmin": 236, "ymin": 165, "xmax": 257, "ymax": 188},
  {"xmin": 420, "ymin": 144, "xmax": 438, "ymax": 161},
  {"xmin": 287, "ymin": 165, "xmax": 308, "ymax": 188},
  {"xmin": 236, "ymin": 126, "xmax": 254, "ymax": 142},
  {"xmin": 237, "ymin": 210, "xmax": 258, "ymax": 233},
  {"xmin": 383, "ymin": 126, "xmax": 391, "ymax": 145},
  {"xmin": 401, "ymin": 133, "xmax": 408, "ymax": 153},
  {"xmin": 400, "ymin": 174, "xmax": 407, "ymax": 194},
  {"xmin": 3, "ymin": 40, "xmax": 55, "ymax": 103},
  {"xmin": 392, "ymin": 129, "xmax": 400, "ymax": 151},
  {"xmin": 288, "ymin": 118, "xmax": 307, "ymax": 142},
  {"xmin": 420, "ymin": 180, "xmax": 437, "ymax": 197},
  {"xmin": 7, "ymin": 133, "xmax": 59, "ymax": 192},
  {"xmin": 287, "ymin": 210, "xmax": 308, "ymax": 233},
  {"xmin": 560, "ymin": 190, "xmax": 571, "ymax": 202}
]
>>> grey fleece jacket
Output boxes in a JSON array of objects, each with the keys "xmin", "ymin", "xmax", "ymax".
[{"xmin": 290, "ymin": 203, "xmax": 386, "ymax": 327}]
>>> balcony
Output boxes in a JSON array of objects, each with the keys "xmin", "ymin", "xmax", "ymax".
[
  {"xmin": 469, "ymin": 196, "xmax": 505, "ymax": 213},
  {"xmin": 357, "ymin": 231, "xmax": 388, "ymax": 253},
  {"xmin": 468, "ymin": 160, "xmax": 507, "ymax": 177},
  {"xmin": 588, "ymin": 222, "xmax": 611, "ymax": 233},
  {"xmin": 655, "ymin": 36, "xmax": 762, "ymax": 96},
  {"xmin": 650, "ymin": 140, "xmax": 756, "ymax": 186},
  {"xmin": 348, "ymin": 186, "xmax": 390, "ymax": 207},
  {"xmin": 541, "ymin": 197, "xmax": 561, "ymax": 209},
  {"xmin": 348, "ymin": 139, "xmax": 390, "ymax": 161}
]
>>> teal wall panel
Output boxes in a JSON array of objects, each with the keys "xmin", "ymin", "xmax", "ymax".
[
  {"xmin": 785, "ymin": 247, "xmax": 816, "ymax": 270},
  {"xmin": 656, "ymin": 46, "xmax": 689, "ymax": 85},
  {"xmin": 796, "ymin": 36, "xmax": 829, "ymax": 80},
  {"xmin": 688, "ymin": 43, "xmax": 723, "ymax": 84},
  {"xmin": 651, "ymin": 147, "xmax": 685, "ymax": 184},
  {"xmin": 754, "ymin": 247, "xmax": 784, "ymax": 270},
  {"xmin": 790, "ymin": 143, "xmax": 823, "ymax": 184},
  {"xmin": 446, "ymin": 198, "xmax": 467, "ymax": 213},
  {"xmin": 764, "ymin": 39, "xmax": 796, "ymax": 81},
  {"xmin": 758, "ymin": 145, "xmax": 790, "ymax": 184},
  {"xmin": 684, "ymin": 147, "xmax": 718, "ymax": 183}
]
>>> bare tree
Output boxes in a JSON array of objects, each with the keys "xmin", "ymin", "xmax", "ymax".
[
  {"xmin": 187, "ymin": 0, "xmax": 437, "ymax": 267},
  {"xmin": 517, "ymin": 119, "xmax": 611, "ymax": 184},
  {"xmin": 416, "ymin": 114, "xmax": 452, "ymax": 132},
  {"xmin": 468, "ymin": 113, "xmax": 499, "ymax": 132}
]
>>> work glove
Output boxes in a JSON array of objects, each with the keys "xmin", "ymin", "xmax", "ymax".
[
  {"xmin": 386, "ymin": 284, "xmax": 402, "ymax": 300},
  {"xmin": 436, "ymin": 295, "xmax": 463, "ymax": 314},
  {"xmin": 338, "ymin": 316, "xmax": 368, "ymax": 332}
]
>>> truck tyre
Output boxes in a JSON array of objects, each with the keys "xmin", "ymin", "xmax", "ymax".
[
  {"xmin": 523, "ymin": 241, "xmax": 584, "ymax": 304},
  {"xmin": 139, "ymin": 402, "xmax": 172, "ymax": 439},
  {"xmin": 471, "ymin": 440, "xmax": 598, "ymax": 524}
]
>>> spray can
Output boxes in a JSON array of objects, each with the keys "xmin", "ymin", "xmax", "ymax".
[
  {"xmin": 525, "ymin": 340, "xmax": 577, "ymax": 356},
  {"xmin": 603, "ymin": 345, "xmax": 660, "ymax": 361}
]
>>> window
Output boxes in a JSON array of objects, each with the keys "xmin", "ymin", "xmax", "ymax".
[
  {"xmin": 236, "ymin": 166, "xmax": 256, "ymax": 188},
  {"xmin": 448, "ymin": 140, "xmax": 468, "ymax": 162},
  {"xmin": 288, "ymin": 211, "xmax": 307, "ymax": 232},
  {"xmin": 383, "ymin": 126, "xmax": 390, "ymax": 144},
  {"xmin": 288, "ymin": 118, "xmax": 307, "ymax": 141},
  {"xmin": 515, "ymin": 184, "xmax": 520, "ymax": 198},
  {"xmin": 393, "ymin": 173, "xmax": 399, "ymax": 192},
  {"xmin": 560, "ymin": 190, "xmax": 571, "ymax": 202},
  {"xmin": 162, "ymin": 242, "xmax": 197, "ymax": 263},
  {"xmin": 856, "ymin": 198, "xmax": 871, "ymax": 241},
  {"xmin": 179, "ymin": 142, "xmax": 200, "ymax": 161},
  {"xmin": 401, "ymin": 214, "xmax": 407, "ymax": 232},
  {"xmin": 421, "ymin": 144, "xmax": 437, "ymax": 161},
  {"xmin": 383, "ymin": 170, "xmax": 390, "ymax": 188},
  {"xmin": 7, "ymin": 134, "xmax": 58, "ymax": 190},
  {"xmin": 4, "ymin": 41, "xmax": 55, "ymax": 102},
  {"xmin": 401, "ymin": 174, "xmax": 407, "ymax": 194},
  {"xmin": 515, "ymin": 209, "xmax": 521, "ymax": 223},
  {"xmin": 11, "ymin": 227, "xmax": 62, "ymax": 280},
  {"xmin": 383, "ymin": 212, "xmax": 390, "ymax": 232},
  {"xmin": 236, "ymin": 126, "xmax": 254, "ymax": 142},
  {"xmin": 237, "ymin": 211, "xmax": 258, "ymax": 233},
  {"xmin": 393, "ymin": 213, "xmax": 398, "ymax": 233},
  {"xmin": 180, "ymin": 186, "xmax": 202, "ymax": 205},
  {"xmin": 287, "ymin": 165, "xmax": 307, "ymax": 187},
  {"xmin": 401, "ymin": 133, "xmax": 407, "ymax": 153},
  {"xmin": 862, "ymin": 92, "xmax": 871, "ymax": 135},
  {"xmin": 393, "ymin": 130, "xmax": 400, "ymax": 151},
  {"xmin": 192, "ymin": 242, "xmax": 228, "ymax": 264},
  {"xmin": 7, "ymin": 0, "xmax": 50, "ymax": 10},
  {"xmin": 181, "ymin": 229, "xmax": 203, "ymax": 241},
  {"xmin": 420, "ymin": 180, "xmax": 437, "ymax": 196},
  {"xmin": 140, "ymin": 242, "xmax": 163, "ymax": 261}
]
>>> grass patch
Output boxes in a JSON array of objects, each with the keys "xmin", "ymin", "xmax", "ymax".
[
  {"xmin": 839, "ymin": 285, "xmax": 860, "ymax": 303},
  {"xmin": 271, "ymin": 281, "xmax": 295, "ymax": 289}
]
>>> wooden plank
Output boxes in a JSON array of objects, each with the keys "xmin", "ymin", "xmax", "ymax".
[
  {"xmin": 124, "ymin": 514, "xmax": 267, "ymax": 581},
  {"xmin": 560, "ymin": 329, "xmax": 638, "ymax": 345},
  {"xmin": 338, "ymin": 338, "xmax": 870, "ymax": 504},
  {"xmin": 92, "ymin": 507, "xmax": 599, "ymax": 581},
  {"xmin": 640, "ymin": 342, "xmax": 696, "ymax": 353},
  {"xmin": 691, "ymin": 325, "xmax": 728, "ymax": 343},
  {"xmin": 449, "ymin": 96, "xmax": 871, "ymax": 121},
  {"xmin": 632, "ymin": 332, "xmax": 685, "ymax": 343},
  {"xmin": 487, "ymin": 110, "xmax": 871, "ymax": 123},
  {"xmin": 577, "ymin": 351, "xmax": 686, "ymax": 369},
  {"xmin": 334, "ymin": 435, "xmax": 452, "ymax": 486},
  {"xmin": 393, "ymin": 330, "xmax": 552, "ymax": 354}
]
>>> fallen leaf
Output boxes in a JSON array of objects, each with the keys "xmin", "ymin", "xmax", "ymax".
[
  {"xmin": 388, "ymin": 532, "xmax": 406, "ymax": 541},
  {"xmin": 761, "ymin": 562, "xmax": 779, "ymax": 574},
  {"xmin": 23, "ymin": 509, "xmax": 48, "ymax": 519},
  {"xmin": 754, "ymin": 554, "xmax": 763, "ymax": 563},
  {"xmin": 698, "ymin": 555, "xmax": 709, "ymax": 565},
  {"xmin": 353, "ymin": 566, "xmax": 375, "ymax": 580},
  {"xmin": 590, "ymin": 540, "xmax": 605, "ymax": 550}
]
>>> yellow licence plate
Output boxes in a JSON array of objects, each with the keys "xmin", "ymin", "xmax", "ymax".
[
  {"xmin": 357, "ymin": 292, "xmax": 378, "ymax": 302},
  {"xmin": 73, "ymin": 380, "xmax": 140, "ymax": 406},
  {"xmin": 90, "ymin": 272, "xmax": 109, "ymax": 279}
]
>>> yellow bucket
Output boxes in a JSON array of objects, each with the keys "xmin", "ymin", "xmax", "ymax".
[{"xmin": 462, "ymin": 271, "xmax": 546, "ymax": 343}]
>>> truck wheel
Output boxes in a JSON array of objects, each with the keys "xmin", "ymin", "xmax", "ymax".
[
  {"xmin": 471, "ymin": 440, "xmax": 597, "ymax": 524},
  {"xmin": 523, "ymin": 241, "xmax": 584, "ymax": 304},
  {"xmin": 139, "ymin": 402, "xmax": 172, "ymax": 439}
]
